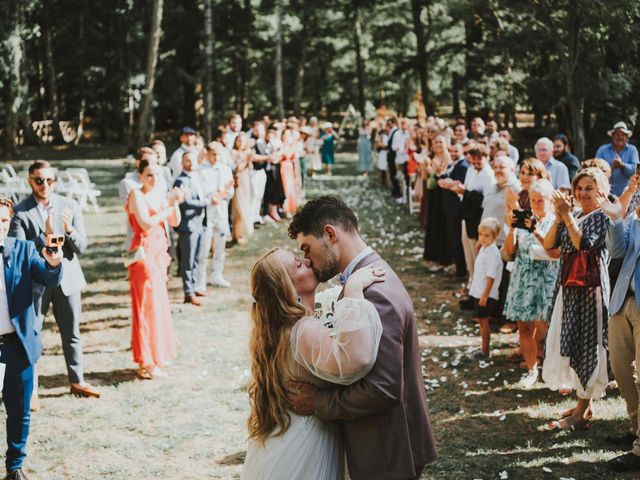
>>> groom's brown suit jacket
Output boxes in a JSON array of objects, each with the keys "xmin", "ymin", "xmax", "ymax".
[{"xmin": 315, "ymin": 251, "xmax": 437, "ymax": 480}]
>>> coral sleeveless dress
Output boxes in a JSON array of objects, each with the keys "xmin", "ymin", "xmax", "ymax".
[{"xmin": 128, "ymin": 198, "xmax": 178, "ymax": 367}]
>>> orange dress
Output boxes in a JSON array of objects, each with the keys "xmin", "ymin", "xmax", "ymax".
[{"xmin": 128, "ymin": 200, "xmax": 178, "ymax": 367}]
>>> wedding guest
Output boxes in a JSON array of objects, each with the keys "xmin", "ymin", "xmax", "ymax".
[
  {"xmin": 481, "ymin": 155, "xmax": 520, "ymax": 245},
  {"xmin": 320, "ymin": 122, "xmax": 337, "ymax": 176},
  {"xmin": 386, "ymin": 117, "xmax": 403, "ymax": 200},
  {"xmin": 357, "ymin": 119, "xmax": 374, "ymax": 177},
  {"xmin": 375, "ymin": 120, "xmax": 390, "ymax": 186},
  {"xmin": 468, "ymin": 217, "xmax": 503, "ymax": 358},
  {"xmin": 224, "ymin": 114, "xmax": 243, "ymax": 150},
  {"xmin": 502, "ymin": 179, "xmax": 559, "ymax": 388},
  {"xmin": 422, "ymin": 135, "xmax": 452, "ymax": 271},
  {"xmin": 0, "ymin": 197, "xmax": 62, "ymax": 480},
  {"xmin": 10, "ymin": 161, "xmax": 101, "ymax": 400},
  {"xmin": 437, "ymin": 142, "xmax": 469, "ymax": 278},
  {"xmin": 601, "ymin": 190, "xmax": 640, "ymax": 471},
  {"xmin": 469, "ymin": 117, "xmax": 486, "ymax": 141},
  {"xmin": 391, "ymin": 117, "xmax": 412, "ymax": 201},
  {"xmin": 535, "ymin": 137, "xmax": 571, "ymax": 191},
  {"xmin": 306, "ymin": 116, "xmax": 322, "ymax": 178},
  {"xmin": 485, "ymin": 120, "xmax": 499, "ymax": 143},
  {"xmin": 553, "ymin": 134, "xmax": 581, "ymax": 181},
  {"xmin": 263, "ymin": 126, "xmax": 286, "ymax": 222},
  {"xmin": 169, "ymin": 126, "xmax": 196, "ymax": 178},
  {"xmin": 249, "ymin": 122, "xmax": 270, "ymax": 224},
  {"xmin": 197, "ymin": 143, "xmax": 235, "ymax": 290},
  {"xmin": 595, "ymin": 121, "xmax": 639, "ymax": 196},
  {"xmin": 173, "ymin": 151, "xmax": 208, "ymax": 305},
  {"xmin": 454, "ymin": 121, "xmax": 469, "ymax": 146},
  {"xmin": 542, "ymin": 167, "xmax": 610, "ymax": 430},
  {"xmin": 499, "ymin": 129, "xmax": 520, "ymax": 163},
  {"xmin": 127, "ymin": 160, "xmax": 182, "ymax": 379},
  {"xmin": 231, "ymin": 134, "xmax": 254, "ymax": 244}
]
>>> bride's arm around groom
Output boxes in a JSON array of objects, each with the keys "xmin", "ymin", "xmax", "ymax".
[{"xmin": 291, "ymin": 267, "xmax": 385, "ymax": 385}]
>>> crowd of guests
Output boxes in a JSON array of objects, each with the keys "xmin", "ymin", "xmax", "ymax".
[{"xmin": 368, "ymin": 115, "xmax": 640, "ymax": 472}]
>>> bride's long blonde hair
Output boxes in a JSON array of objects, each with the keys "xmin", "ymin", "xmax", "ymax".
[{"xmin": 247, "ymin": 248, "xmax": 307, "ymax": 444}]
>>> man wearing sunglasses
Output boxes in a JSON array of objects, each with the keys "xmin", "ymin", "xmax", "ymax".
[{"xmin": 9, "ymin": 160, "xmax": 101, "ymax": 406}]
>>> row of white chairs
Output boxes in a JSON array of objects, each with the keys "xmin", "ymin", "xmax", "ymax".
[{"xmin": 0, "ymin": 164, "xmax": 101, "ymax": 212}]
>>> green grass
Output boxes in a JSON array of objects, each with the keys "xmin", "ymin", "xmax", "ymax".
[{"xmin": 2, "ymin": 150, "xmax": 635, "ymax": 479}]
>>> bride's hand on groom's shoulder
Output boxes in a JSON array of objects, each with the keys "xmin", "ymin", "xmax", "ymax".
[{"xmin": 344, "ymin": 266, "xmax": 386, "ymax": 298}]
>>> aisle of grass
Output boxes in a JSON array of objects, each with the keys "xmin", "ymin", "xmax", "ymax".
[{"xmin": 3, "ymin": 150, "xmax": 633, "ymax": 479}]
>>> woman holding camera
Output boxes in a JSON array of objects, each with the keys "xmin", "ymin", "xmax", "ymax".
[
  {"xmin": 128, "ymin": 159, "xmax": 184, "ymax": 379},
  {"xmin": 502, "ymin": 179, "xmax": 559, "ymax": 388},
  {"xmin": 542, "ymin": 167, "xmax": 611, "ymax": 430}
]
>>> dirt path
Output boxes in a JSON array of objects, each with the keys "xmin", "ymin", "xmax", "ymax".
[{"xmin": 19, "ymin": 155, "xmax": 633, "ymax": 479}]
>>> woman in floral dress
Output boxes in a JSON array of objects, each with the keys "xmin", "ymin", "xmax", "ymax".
[{"xmin": 502, "ymin": 179, "xmax": 559, "ymax": 388}]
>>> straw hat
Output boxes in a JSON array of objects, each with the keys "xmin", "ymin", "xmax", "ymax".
[{"xmin": 608, "ymin": 121, "xmax": 632, "ymax": 137}]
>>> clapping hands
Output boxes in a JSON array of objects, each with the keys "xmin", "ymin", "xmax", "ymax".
[
  {"xmin": 167, "ymin": 187, "xmax": 186, "ymax": 206},
  {"xmin": 551, "ymin": 190, "xmax": 572, "ymax": 221}
]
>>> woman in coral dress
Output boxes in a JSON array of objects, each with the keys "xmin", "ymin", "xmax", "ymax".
[{"xmin": 127, "ymin": 159, "xmax": 183, "ymax": 379}]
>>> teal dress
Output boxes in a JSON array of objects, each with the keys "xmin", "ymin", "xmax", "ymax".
[
  {"xmin": 503, "ymin": 216, "xmax": 560, "ymax": 322},
  {"xmin": 320, "ymin": 134, "xmax": 335, "ymax": 165}
]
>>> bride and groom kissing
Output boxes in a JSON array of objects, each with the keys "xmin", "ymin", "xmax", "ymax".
[{"xmin": 242, "ymin": 196, "xmax": 437, "ymax": 480}]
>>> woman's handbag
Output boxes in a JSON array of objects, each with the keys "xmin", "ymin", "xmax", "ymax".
[{"xmin": 560, "ymin": 249, "xmax": 600, "ymax": 288}]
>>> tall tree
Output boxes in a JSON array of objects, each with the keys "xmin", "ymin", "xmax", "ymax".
[
  {"xmin": 352, "ymin": 3, "xmax": 366, "ymax": 116},
  {"xmin": 410, "ymin": 0, "xmax": 429, "ymax": 115},
  {"xmin": 203, "ymin": 0, "xmax": 214, "ymax": 140},
  {"xmin": 274, "ymin": 0, "xmax": 284, "ymax": 119},
  {"xmin": 2, "ymin": 1, "xmax": 26, "ymax": 157},
  {"xmin": 137, "ymin": 0, "xmax": 164, "ymax": 146}
]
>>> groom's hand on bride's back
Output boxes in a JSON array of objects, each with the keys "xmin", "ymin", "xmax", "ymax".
[{"xmin": 286, "ymin": 381, "xmax": 317, "ymax": 416}]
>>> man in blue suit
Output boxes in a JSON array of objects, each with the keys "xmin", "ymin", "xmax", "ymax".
[
  {"xmin": 0, "ymin": 197, "xmax": 62, "ymax": 480},
  {"xmin": 173, "ymin": 151, "xmax": 209, "ymax": 306},
  {"xmin": 603, "ymin": 193, "xmax": 640, "ymax": 472}
]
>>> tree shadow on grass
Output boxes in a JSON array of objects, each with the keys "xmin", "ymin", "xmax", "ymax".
[{"xmin": 39, "ymin": 368, "xmax": 139, "ymax": 390}]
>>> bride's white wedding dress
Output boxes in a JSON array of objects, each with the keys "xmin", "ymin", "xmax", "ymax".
[{"xmin": 242, "ymin": 297, "xmax": 382, "ymax": 480}]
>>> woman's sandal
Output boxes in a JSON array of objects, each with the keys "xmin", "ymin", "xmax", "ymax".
[
  {"xmin": 546, "ymin": 416, "xmax": 591, "ymax": 431},
  {"xmin": 137, "ymin": 366, "xmax": 153, "ymax": 380}
]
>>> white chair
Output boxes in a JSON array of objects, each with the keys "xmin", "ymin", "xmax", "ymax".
[{"xmin": 64, "ymin": 168, "xmax": 101, "ymax": 212}]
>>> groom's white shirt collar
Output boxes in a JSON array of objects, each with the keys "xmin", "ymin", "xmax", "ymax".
[{"xmin": 339, "ymin": 246, "xmax": 373, "ymax": 285}]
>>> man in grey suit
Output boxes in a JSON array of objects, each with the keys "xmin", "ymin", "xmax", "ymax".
[
  {"xmin": 287, "ymin": 195, "xmax": 437, "ymax": 480},
  {"xmin": 173, "ymin": 151, "xmax": 209, "ymax": 306},
  {"xmin": 9, "ymin": 160, "xmax": 100, "ymax": 400}
]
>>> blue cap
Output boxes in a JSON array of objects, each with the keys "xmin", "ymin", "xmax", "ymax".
[{"xmin": 181, "ymin": 127, "xmax": 196, "ymax": 135}]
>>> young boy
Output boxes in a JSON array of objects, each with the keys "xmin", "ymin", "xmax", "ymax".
[{"xmin": 469, "ymin": 217, "xmax": 503, "ymax": 358}]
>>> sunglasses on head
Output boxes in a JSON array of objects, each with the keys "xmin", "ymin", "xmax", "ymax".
[{"xmin": 31, "ymin": 177, "xmax": 55, "ymax": 186}]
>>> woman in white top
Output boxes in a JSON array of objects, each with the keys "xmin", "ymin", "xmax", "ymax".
[{"xmin": 242, "ymin": 248, "xmax": 384, "ymax": 479}]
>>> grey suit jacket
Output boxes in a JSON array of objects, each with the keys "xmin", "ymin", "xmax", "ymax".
[
  {"xmin": 9, "ymin": 193, "xmax": 88, "ymax": 296},
  {"xmin": 173, "ymin": 172, "xmax": 207, "ymax": 233},
  {"xmin": 315, "ymin": 251, "xmax": 437, "ymax": 480}
]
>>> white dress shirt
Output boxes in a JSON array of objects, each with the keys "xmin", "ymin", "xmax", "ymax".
[
  {"xmin": 391, "ymin": 129, "xmax": 411, "ymax": 165},
  {"xmin": 0, "ymin": 252, "xmax": 14, "ymax": 335}
]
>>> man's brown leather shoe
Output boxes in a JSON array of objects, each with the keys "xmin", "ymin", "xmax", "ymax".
[
  {"xmin": 194, "ymin": 290, "xmax": 207, "ymax": 297},
  {"xmin": 184, "ymin": 295, "xmax": 203, "ymax": 306},
  {"xmin": 70, "ymin": 383, "xmax": 101, "ymax": 398}
]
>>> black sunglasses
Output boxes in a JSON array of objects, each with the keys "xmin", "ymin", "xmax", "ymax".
[{"xmin": 31, "ymin": 177, "xmax": 55, "ymax": 186}]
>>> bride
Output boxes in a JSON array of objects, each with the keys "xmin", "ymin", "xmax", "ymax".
[{"xmin": 242, "ymin": 248, "xmax": 385, "ymax": 479}]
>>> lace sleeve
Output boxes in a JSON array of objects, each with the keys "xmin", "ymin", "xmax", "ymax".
[{"xmin": 290, "ymin": 298, "xmax": 383, "ymax": 385}]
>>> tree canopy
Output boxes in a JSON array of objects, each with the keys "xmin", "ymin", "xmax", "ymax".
[{"xmin": 1, "ymin": 0, "xmax": 639, "ymax": 157}]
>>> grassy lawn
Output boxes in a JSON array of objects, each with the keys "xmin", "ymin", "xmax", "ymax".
[{"xmin": 3, "ymin": 149, "xmax": 634, "ymax": 479}]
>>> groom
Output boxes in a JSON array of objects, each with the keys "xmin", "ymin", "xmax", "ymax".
[{"xmin": 287, "ymin": 195, "xmax": 437, "ymax": 480}]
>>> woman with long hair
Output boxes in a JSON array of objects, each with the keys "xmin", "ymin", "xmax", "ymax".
[
  {"xmin": 127, "ymin": 160, "xmax": 184, "ymax": 379},
  {"xmin": 242, "ymin": 248, "xmax": 384, "ymax": 479},
  {"xmin": 232, "ymin": 133, "xmax": 255, "ymax": 244}
]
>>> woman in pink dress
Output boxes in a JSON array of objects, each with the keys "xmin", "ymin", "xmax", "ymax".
[{"xmin": 127, "ymin": 159, "xmax": 184, "ymax": 379}]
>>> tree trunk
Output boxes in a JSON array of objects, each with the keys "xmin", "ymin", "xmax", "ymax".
[
  {"xmin": 452, "ymin": 71, "xmax": 461, "ymax": 116},
  {"xmin": 43, "ymin": 14, "xmax": 63, "ymax": 143},
  {"xmin": 3, "ymin": 1, "xmax": 25, "ymax": 158},
  {"xmin": 565, "ymin": 0, "xmax": 585, "ymax": 159},
  {"xmin": 274, "ymin": 0, "xmax": 285, "ymax": 119},
  {"xmin": 353, "ymin": 6, "xmax": 366, "ymax": 116},
  {"xmin": 203, "ymin": 0, "xmax": 214, "ymax": 141},
  {"xmin": 137, "ymin": 0, "xmax": 164, "ymax": 146},
  {"xmin": 239, "ymin": 0, "xmax": 252, "ymax": 121},
  {"xmin": 463, "ymin": 9, "xmax": 483, "ymax": 119},
  {"xmin": 74, "ymin": 2, "xmax": 86, "ymax": 145},
  {"xmin": 293, "ymin": 8, "xmax": 310, "ymax": 117},
  {"xmin": 411, "ymin": 0, "xmax": 428, "ymax": 115}
]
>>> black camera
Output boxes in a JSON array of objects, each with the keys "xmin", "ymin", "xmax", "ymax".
[
  {"xmin": 511, "ymin": 209, "xmax": 536, "ymax": 232},
  {"xmin": 45, "ymin": 234, "xmax": 65, "ymax": 254}
]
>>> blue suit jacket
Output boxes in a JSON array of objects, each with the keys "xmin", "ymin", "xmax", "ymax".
[
  {"xmin": 607, "ymin": 217, "xmax": 640, "ymax": 316},
  {"xmin": 173, "ymin": 172, "xmax": 207, "ymax": 233},
  {"xmin": 2, "ymin": 237, "xmax": 62, "ymax": 364}
]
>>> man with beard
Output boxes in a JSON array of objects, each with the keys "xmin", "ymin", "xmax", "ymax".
[{"xmin": 286, "ymin": 195, "xmax": 437, "ymax": 480}]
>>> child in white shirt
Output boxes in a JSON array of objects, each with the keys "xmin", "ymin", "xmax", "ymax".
[{"xmin": 469, "ymin": 217, "xmax": 503, "ymax": 358}]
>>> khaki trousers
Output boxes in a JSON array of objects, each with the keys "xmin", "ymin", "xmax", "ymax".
[
  {"xmin": 461, "ymin": 221, "xmax": 478, "ymax": 285},
  {"xmin": 609, "ymin": 295, "xmax": 640, "ymax": 456}
]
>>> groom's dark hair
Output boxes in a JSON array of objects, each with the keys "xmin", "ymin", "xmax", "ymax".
[{"xmin": 288, "ymin": 195, "xmax": 359, "ymax": 239}]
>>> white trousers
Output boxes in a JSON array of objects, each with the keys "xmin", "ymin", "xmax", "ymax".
[
  {"xmin": 195, "ymin": 222, "xmax": 228, "ymax": 291},
  {"xmin": 250, "ymin": 169, "xmax": 267, "ymax": 222}
]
